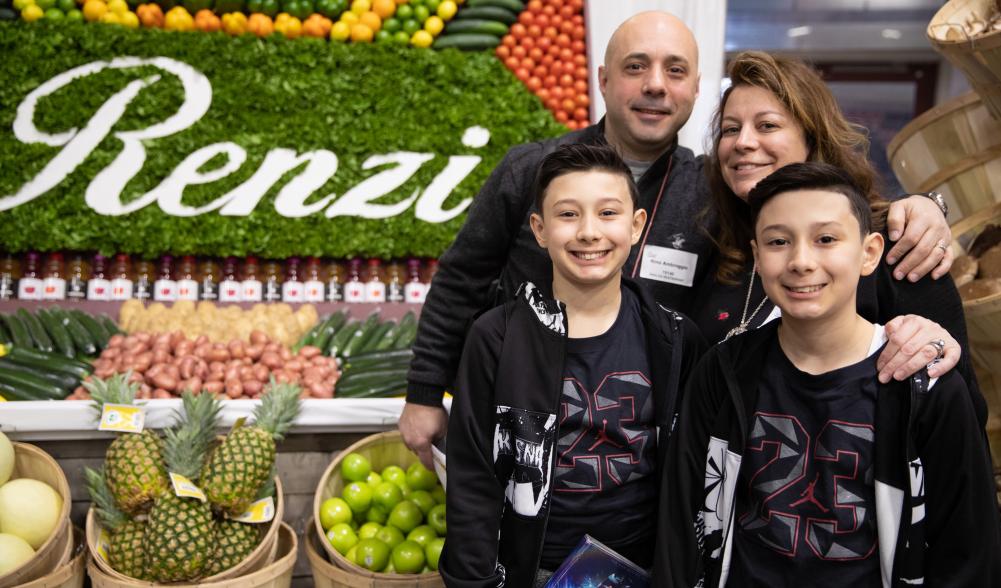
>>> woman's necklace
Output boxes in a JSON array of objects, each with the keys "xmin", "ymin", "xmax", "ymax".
[{"xmin": 723, "ymin": 264, "xmax": 770, "ymax": 341}]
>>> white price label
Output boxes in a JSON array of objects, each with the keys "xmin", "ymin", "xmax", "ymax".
[
  {"xmin": 169, "ymin": 472, "xmax": 208, "ymax": 502},
  {"xmin": 98, "ymin": 404, "xmax": 145, "ymax": 433}
]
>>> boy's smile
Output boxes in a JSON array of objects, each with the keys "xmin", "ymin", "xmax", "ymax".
[{"xmin": 530, "ymin": 170, "xmax": 646, "ymax": 294}]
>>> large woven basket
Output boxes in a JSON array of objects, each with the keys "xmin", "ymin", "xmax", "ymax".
[
  {"xmin": 0, "ymin": 442, "xmax": 73, "ymax": 588},
  {"xmin": 18, "ymin": 526, "xmax": 87, "ymax": 588},
  {"xmin": 313, "ymin": 431, "xmax": 444, "ymax": 586},
  {"xmin": 929, "ymin": 0, "xmax": 1001, "ymax": 121},
  {"xmin": 86, "ymin": 476, "xmax": 284, "ymax": 584}
]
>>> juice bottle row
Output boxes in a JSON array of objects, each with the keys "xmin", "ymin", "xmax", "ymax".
[{"xmin": 0, "ymin": 252, "xmax": 439, "ymax": 304}]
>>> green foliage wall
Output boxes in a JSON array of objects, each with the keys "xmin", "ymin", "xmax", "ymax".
[{"xmin": 0, "ymin": 21, "xmax": 564, "ymax": 258}]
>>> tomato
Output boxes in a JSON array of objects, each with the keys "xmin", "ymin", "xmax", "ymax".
[
  {"xmin": 522, "ymin": 57, "xmax": 536, "ymax": 71},
  {"xmin": 529, "ymin": 47, "xmax": 544, "ymax": 61},
  {"xmin": 341, "ymin": 481, "xmax": 373, "ymax": 515},
  {"xmin": 542, "ymin": 4, "xmax": 554, "ymax": 15},
  {"xmin": 366, "ymin": 472, "xmax": 383, "ymax": 490},
  {"xmin": 388, "ymin": 500, "xmax": 424, "ymax": 533},
  {"xmin": 515, "ymin": 67, "xmax": 531, "ymax": 82},
  {"xmin": 512, "ymin": 45, "xmax": 527, "ymax": 59},
  {"xmin": 526, "ymin": 0, "xmax": 541, "ymax": 12},
  {"xmin": 561, "ymin": 98, "xmax": 575, "ymax": 112},
  {"xmin": 556, "ymin": 32, "xmax": 571, "ymax": 48},
  {"xmin": 536, "ymin": 87, "xmax": 551, "ymax": 101},
  {"xmin": 425, "ymin": 537, "xmax": 445, "ymax": 572},
  {"xmin": 496, "ymin": 45, "xmax": 511, "ymax": 59},
  {"xmin": 559, "ymin": 4, "xmax": 572, "ymax": 18},
  {"xmin": 574, "ymin": 107, "xmax": 589, "ymax": 121},
  {"xmin": 542, "ymin": 54, "xmax": 555, "ymax": 67},
  {"xmin": 527, "ymin": 76, "xmax": 542, "ymax": 91},
  {"xmin": 572, "ymin": 24, "xmax": 584, "ymax": 40},
  {"xmin": 427, "ymin": 503, "xmax": 446, "ymax": 535},
  {"xmin": 521, "ymin": 35, "xmax": 535, "ymax": 50},
  {"xmin": 566, "ymin": 120, "xmax": 579, "ymax": 130},
  {"xmin": 501, "ymin": 33, "xmax": 516, "ymax": 47},
  {"xmin": 543, "ymin": 25, "xmax": 557, "ymax": 39},
  {"xmin": 545, "ymin": 97, "xmax": 561, "ymax": 111},
  {"xmin": 573, "ymin": 79, "xmax": 588, "ymax": 94},
  {"xmin": 517, "ymin": 10, "xmax": 532, "ymax": 25},
  {"xmin": 536, "ymin": 35, "xmax": 551, "ymax": 50},
  {"xmin": 373, "ymin": 481, "xmax": 404, "ymax": 511},
  {"xmin": 550, "ymin": 85, "xmax": 564, "ymax": 99},
  {"xmin": 353, "ymin": 538, "xmax": 391, "ymax": 572},
  {"xmin": 572, "ymin": 13, "xmax": 582, "ymax": 24},
  {"xmin": 533, "ymin": 64, "xmax": 548, "ymax": 78},
  {"xmin": 571, "ymin": 39, "xmax": 586, "ymax": 53},
  {"xmin": 527, "ymin": 23, "xmax": 541, "ymax": 37},
  {"xmin": 504, "ymin": 56, "xmax": 519, "ymax": 70},
  {"xmin": 391, "ymin": 540, "xmax": 426, "ymax": 574},
  {"xmin": 574, "ymin": 66, "xmax": 588, "ymax": 80},
  {"xmin": 326, "ymin": 523, "xmax": 359, "ymax": 556},
  {"xmin": 555, "ymin": 110, "xmax": 570, "ymax": 123},
  {"xmin": 549, "ymin": 61, "xmax": 563, "ymax": 77},
  {"xmin": 509, "ymin": 22, "xmax": 526, "ymax": 38},
  {"xmin": 544, "ymin": 74, "xmax": 557, "ymax": 88},
  {"xmin": 534, "ymin": 12, "xmax": 547, "ymax": 28},
  {"xmin": 548, "ymin": 43, "xmax": 562, "ymax": 57},
  {"xmin": 550, "ymin": 14, "xmax": 561, "ymax": 28},
  {"xmin": 561, "ymin": 73, "xmax": 576, "ymax": 88},
  {"xmin": 559, "ymin": 20, "xmax": 573, "ymax": 35},
  {"xmin": 558, "ymin": 47, "xmax": 573, "ymax": 62},
  {"xmin": 573, "ymin": 53, "xmax": 587, "ymax": 66},
  {"xmin": 549, "ymin": 0, "xmax": 562, "ymax": 8}
]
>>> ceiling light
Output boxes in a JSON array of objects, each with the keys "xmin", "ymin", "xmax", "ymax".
[
  {"xmin": 787, "ymin": 26, "xmax": 812, "ymax": 38},
  {"xmin": 881, "ymin": 28, "xmax": 902, "ymax": 40}
]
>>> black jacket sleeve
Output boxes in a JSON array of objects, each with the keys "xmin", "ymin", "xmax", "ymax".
[
  {"xmin": 407, "ymin": 145, "xmax": 542, "ymax": 406},
  {"xmin": 440, "ymin": 311, "xmax": 508, "ymax": 588},
  {"xmin": 916, "ymin": 371, "xmax": 1001, "ymax": 587}
]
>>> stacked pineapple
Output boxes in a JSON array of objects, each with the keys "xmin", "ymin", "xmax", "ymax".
[{"xmin": 85, "ymin": 373, "xmax": 301, "ymax": 582}]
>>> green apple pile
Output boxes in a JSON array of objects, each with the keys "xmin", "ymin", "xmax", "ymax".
[
  {"xmin": 0, "ymin": 431, "xmax": 64, "ymax": 575},
  {"xmin": 319, "ymin": 452, "xmax": 446, "ymax": 574}
]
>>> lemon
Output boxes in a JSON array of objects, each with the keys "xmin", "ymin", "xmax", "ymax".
[
  {"xmin": 81, "ymin": 0, "xmax": 105, "ymax": 20},
  {"xmin": 120, "ymin": 9, "xmax": 137, "ymax": 26},
  {"xmin": 340, "ymin": 10, "xmax": 358, "ymax": 24},
  {"xmin": 99, "ymin": 8, "xmax": 120, "ymax": 22},
  {"xmin": 21, "ymin": 4, "xmax": 43, "ymax": 20},
  {"xmin": 0, "ymin": 395, "xmax": 6, "ymax": 402},
  {"xmin": 106, "ymin": 0, "xmax": 127, "ymax": 14},
  {"xmin": 423, "ymin": 14, "xmax": 441, "ymax": 35},
  {"xmin": 330, "ymin": 19, "xmax": 350, "ymax": 40},
  {"xmin": 410, "ymin": 28, "xmax": 431, "ymax": 47},
  {"xmin": 12, "ymin": 0, "xmax": 34, "ymax": 12},
  {"xmin": 350, "ymin": 0, "xmax": 369, "ymax": 15},
  {"xmin": 436, "ymin": 0, "xmax": 454, "ymax": 20}
]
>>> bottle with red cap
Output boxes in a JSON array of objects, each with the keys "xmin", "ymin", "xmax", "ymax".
[
  {"xmin": 364, "ymin": 258, "xmax": 386, "ymax": 303},
  {"xmin": 241, "ymin": 256, "xmax": 262, "ymax": 302},
  {"xmin": 133, "ymin": 259, "xmax": 153, "ymax": 302},
  {"xmin": 87, "ymin": 254, "xmax": 110, "ymax": 301},
  {"xmin": 65, "ymin": 253, "xmax": 88, "ymax": 302},
  {"xmin": 0, "ymin": 254, "xmax": 19, "ymax": 301},
  {"xmin": 219, "ymin": 257, "xmax": 242, "ymax": 302},
  {"xmin": 343, "ymin": 258, "xmax": 365, "ymax": 303},
  {"xmin": 110, "ymin": 254, "xmax": 134, "ymax": 300},
  {"xmin": 42, "ymin": 252, "xmax": 66, "ymax": 300},
  {"xmin": 281, "ymin": 257, "xmax": 304, "ymax": 302},
  {"xmin": 303, "ymin": 257, "xmax": 325, "ymax": 303},
  {"xmin": 404, "ymin": 258, "xmax": 426, "ymax": 304},
  {"xmin": 153, "ymin": 255, "xmax": 177, "ymax": 301},
  {"xmin": 17, "ymin": 252, "xmax": 42, "ymax": 300},
  {"xmin": 175, "ymin": 256, "xmax": 199, "ymax": 301}
]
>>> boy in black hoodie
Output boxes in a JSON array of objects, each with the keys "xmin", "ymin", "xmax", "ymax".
[
  {"xmin": 440, "ymin": 143, "xmax": 705, "ymax": 588},
  {"xmin": 657, "ymin": 162, "xmax": 1001, "ymax": 587}
]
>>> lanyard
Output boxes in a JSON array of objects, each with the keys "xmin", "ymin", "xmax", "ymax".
[{"xmin": 630, "ymin": 155, "xmax": 673, "ymax": 278}]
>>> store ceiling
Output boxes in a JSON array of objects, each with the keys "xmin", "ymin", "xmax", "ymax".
[{"xmin": 726, "ymin": 0, "xmax": 946, "ymax": 56}]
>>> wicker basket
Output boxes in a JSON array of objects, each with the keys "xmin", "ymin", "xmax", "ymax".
[
  {"xmin": 86, "ymin": 522, "xmax": 297, "ymax": 588},
  {"xmin": 929, "ymin": 0, "xmax": 1001, "ymax": 121},
  {"xmin": 18, "ymin": 526, "xmax": 87, "ymax": 588},
  {"xmin": 313, "ymin": 431, "xmax": 443, "ymax": 586},
  {"xmin": 887, "ymin": 91, "xmax": 1001, "ymax": 220},
  {"xmin": 0, "ymin": 442, "xmax": 73, "ymax": 588},
  {"xmin": 86, "ymin": 476, "xmax": 284, "ymax": 584}
]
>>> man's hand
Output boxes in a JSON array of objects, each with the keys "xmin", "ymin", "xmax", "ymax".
[
  {"xmin": 398, "ymin": 402, "xmax": 448, "ymax": 471},
  {"xmin": 885, "ymin": 195, "xmax": 953, "ymax": 281},
  {"xmin": 877, "ymin": 314, "xmax": 960, "ymax": 383}
]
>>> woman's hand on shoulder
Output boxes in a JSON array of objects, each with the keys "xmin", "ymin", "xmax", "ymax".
[
  {"xmin": 885, "ymin": 195, "xmax": 953, "ymax": 282},
  {"xmin": 876, "ymin": 314, "xmax": 960, "ymax": 383}
]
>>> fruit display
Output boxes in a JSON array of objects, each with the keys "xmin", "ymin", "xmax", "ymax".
[
  {"xmin": 433, "ymin": 0, "xmax": 519, "ymax": 50},
  {"xmin": 496, "ymin": 0, "xmax": 588, "ymax": 129},
  {"xmin": 952, "ymin": 223, "xmax": 1001, "ymax": 301},
  {"xmin": 0, "ymin": 344, "xmax": 91, "ymax": 401},
  {"xmin": 118, "ymin": 300, "xmax": 318, "ymax": 347},
  {"xmin": 319, "ymin": 451, "xmax": 445, "ymax": 573},
  {"xmin": 85, "ymin": 382, "xmax": 296, "ymax": 581},
  {"xmin": 76, "ymin": 329, "xmax": 338, "ymax": 400}
]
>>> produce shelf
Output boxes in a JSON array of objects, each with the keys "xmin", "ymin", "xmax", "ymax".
[{"xmin": 0, "ymin": 300, "xmax": 421, "ymax": 320}]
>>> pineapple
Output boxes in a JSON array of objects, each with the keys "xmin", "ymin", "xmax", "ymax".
[
  {"xmin": 144, "ymin": 391, "xmax": 221, "ymax": 582},
  {"xmin": 202, "ymin": 520, "xmax": 262, "ymax": 577},
  {"xmin": 84, "ymin": 466, "xmax": 149, "ymax": 580},
  {"xmin": 201, "ymin": 381, "xmax": 301, "ymax": 515},
  {"xmin": 86, "ymin": 373, "xmax": 167, "ymax": 515}
]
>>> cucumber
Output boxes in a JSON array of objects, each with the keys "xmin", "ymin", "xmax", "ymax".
[
  {"xmin": 342, "ymin": 312, "xmax": 382, "ymax": 358},
  {"xmin": 0, "ymin": 357, "xmax": 79, "ymax": 390},
  {"xmin": 337, "ymin": 368, "xmax": 408, "ymax": 390},
  {"xmin": 50, "ymin": 308, "xmax": 97, "ymax": 356},
  {"xmin": 357, "ymin": 321, "xmax": 396, "ymax": 355},
  {"xmin": 433, "ymin": 33, "xmax": 501, "ymax": 50},
  {"xmin": 0, "ymin": 365, "xmax": 67, "ymax": 400},
  {"xmin": 0, "ymin": 380, "xmax": 43, "ymax": 401},
  {"xmin": 15, "ymin": 309, "xmax": 54, "ymax": 354},
  {"xmin": 314, "ymin": 311, "xmax": 349, "ymax": 351},
  {"xmin": 0, "ymin": 321, "xmax": 10, "ymax": 346},
  {"xmin": 337, "ymin": 379, "xmax": 408, "ymax": 399},
  {"xmin": 390, "ymin": 319, "xmax": 417, "ymax": 350},
  {"xmin": 4, "ymin": 345, "xmax": 91, "ymax": 379},
  {"xmin": 1, "ymin": 314, "xmax": 32, "ymax": 348},
  {"xmin": 468, "ymin": 0, "xmax": 524, "ymax": 11},
  {"xmin": 343, "ymin": 348, "xmax": 413, "ymax": 365},
  {"xmin": 36, "ymin": 308, "xmax": 75, "ymax": 359},
  {"xmin": 69, "ymin": 310, "xmax": 109, "ymax": 349},
  {"xmin": 444, "ymin": 18, "xmax": 509, "ymax": 36},
  {"xmin": 97, "ymin": 314, "xmax": 122, "ymax": 336},
  {"xmin": 455, "ymin": 5, "xmax": 517, "ymax": 24},
  {"xmin": 327, "ymin": 321, "xmax": 360, "ymax": 358}
]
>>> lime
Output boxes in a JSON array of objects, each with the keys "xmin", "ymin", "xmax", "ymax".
[
  {"xmin": 392, "ymin": 30, "xmax": 409, "ymax": 44},
  {"xmin": 353, "ymin": 538, "xmax": 391, "ymax": 571},
  {"xmin": 391, "ymin": 540, "xmax": 426, "ymax": 574},
  {"xmin": 393, "ymin": 2, "xmax": 410, "ymax": 19},
  {"xmin": 381, "ymin": 15, "xmax": 398, "ymax": 31},
  {"xmin": 341, "ymin": 453, "xmax": 372, "ymax": 483},
  {"xmin": 365, "ymin": 504, "xmax": 389, "ymax": 524},
  {"xmin": 400, "ymin": 17, "xmax": 419, "ymax": 35},
  {"xmin": 65, "ymin": 8, "xmax": 82, "ymax": 19},
  {"xmin": 408, "ymin": 490, "xmax": 435, "ymax": 515},
  {"xmin": 374, "ymin": 29, "xmax": 392, "ymax": 43},
  {"xmin": 34, "ymin": 0, "xmax": 54, "ymax": 10},
  {"xmin": 55, "ymin": 0, "xmax": 73, "ymax": 11},
  {"xmin": 375, "ymin": 524, "xmax": 405, "ymax": 549},
  {"xmin": 412, "ymin": 4, "xmax": 427, "ymax": 21},
  {"xmin": 431, "ymin": 485, "xmax": 446, "ymax": 505},
  {"xmin": 425, "ymin": 537, "xmax": 444, "ymax": 571},
  {"xmin": 427, "ymin": 503, "xmax": 446, "ymax": 535},
  {"xmin": 358, "ymin": 522, "xmax": 382, "ymax": 539},
  {"xmin": 325, "ymin": 523, "xmax": 359, "ymax": 555},
  {"xmin": 406, "ymin": 524, "xmax": 438, "ymax": 547},
  {"xmin": 406, "ymin": 462, "xmax": 439, "ymax": 491},
  {"xmin": 43, "ymin": 6, "xmax": 63, "ymax": 18},
  {"xmin": 341, "ymin": 482, "xmax": 373, "ymax": 514},
  {"xmin": 372, "ymin": 481, "xmax": 404, "ymax": 511},
  {"xmin": 388, "ymin": 500, "xmax": 423, "ymax": 533},
  {"xmin": 425, "ymin": 0, "xmax": 438, "ymax": 13},
  {"xmin": 319, "ymin": 497, "xmax": 353, "ymax": 530}
]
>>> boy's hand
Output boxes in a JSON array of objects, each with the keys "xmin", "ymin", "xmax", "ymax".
[
  {"xmin": 399, "ymin": 402, "xmax": 448, "ymax": 471},
  {"xmin": 885, "ymin": 195, "xmax": 953, "ymax": 281},
  {"xmin": 877, "ymin": 315, "xmax": 960, "ymax": 383}
]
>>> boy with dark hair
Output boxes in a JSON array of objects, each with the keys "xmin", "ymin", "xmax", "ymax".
[
  {"xmin": 657, "ymin": 161, "xmax": 1001, "ymax": 587},
  {"xmin": 440, "ymin": 143, "xmax": 705, "ymax": 588}
]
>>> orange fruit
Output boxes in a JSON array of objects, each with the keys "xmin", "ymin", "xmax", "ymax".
[
  {"xmin": 350, "ymin": 22, "xmax": 373, "ymax": 41},
  {"xmin": 82, "ymin": 0, "xmax": 106, "ymax": 20},
  {"xmin": 358, "ymin": 10, "xmax": 379, "ymax": 31},
  {"xmin": 371, "ymin": 0, "xmax": 393, "ymax": 18}
]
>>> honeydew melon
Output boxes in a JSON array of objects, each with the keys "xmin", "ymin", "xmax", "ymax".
[
  {"xmin": 0, "ymin": 478, "xmax": 62, "ymax": 549},
  {"xmin": 0, "ymin": 532, "xmax": 35, "ymax": 574},
  {"xmin": 0, "ymin": 431, "xmax": 12, "ymax": 486}
]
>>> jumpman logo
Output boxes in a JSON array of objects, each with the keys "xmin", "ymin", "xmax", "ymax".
[
  {"xmin": 789, "ymin": 473, "xmax": 829, "ymax": 513},
  {"xmin": 587, "ymin": 418, "xmax": 624, "ymax": 451}
]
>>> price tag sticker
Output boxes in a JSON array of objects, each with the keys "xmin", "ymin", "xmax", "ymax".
[
  {"xmin": 96, "ymin": 528, "xmax": 111, "ymax": 563},
  {"xmin": 98, "ymin": 404, "xmax": 145, "ymax": 433},
  {"xmin": 169, "ymin": 472, "xmax": 207, "ymax": 502},
  {"xmin": 229, "ymin": 496, "xmax": 275, "ymax": 524}
]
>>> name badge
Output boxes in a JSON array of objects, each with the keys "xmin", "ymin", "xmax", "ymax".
[{"xmin": 639, "ymin": 245, "xmax": 698, "ymax": 287}]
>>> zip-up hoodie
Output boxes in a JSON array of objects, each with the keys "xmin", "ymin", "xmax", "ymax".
[
  {"xmin": 440, "ymin": 277, "xmax": 706, "ymax": 588},
  {"xmin": 656, "ymin": 321, "xmax": 1001, "ymax": 587}
]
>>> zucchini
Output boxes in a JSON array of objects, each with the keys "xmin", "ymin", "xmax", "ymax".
[
  {"xmin": 455, "ymin": 5, "xmax": 517, "ymax": 24},
  {"xmin": 327, "ymin": 321, "xmax": 360, "ymax": 358},
  {"xmin": 36, "ymin": 308, "xmax": 75, "ymax": 359},
  {"xmin": 50, "ymin": 308, "xmax": 97, "ymax": 356},
  {"xmin": 0, "ymin": 365, "xmax": 67, "ymax": 400},
  {"xmin": 314, "ymin": 311, "xmax": 348, "ymax": 351},
  {"xmin": 342, "ymin": 348, "xmax": 413, "ymax": 371},
  {"xmin": 69, "ymin": 310, "xmax": 109, "ymax": 349},
  {"xmin": 433, "ymin": 33, "xmax": 500, "ymax": 50},
  {"xmin": 337, "ymin": 368, "xmax": 408, "ymax": 389},
  {"xmin": 337, "ymin": 379, "xmax": 408, "ymax": 399},
  {"xmin": 342, "ymin": 312, "xmax": 382, "ymax": 358},
  {"xmin": 444, "ymin": 19, "xmax": 509, "ymax": 36},
  {"xmin": 0, "ymin": 357, "xmax": 79, "ymax": 390},
  {"xmin": 1, "ymin": 314, "xmax": 32, "ymax": 348},
  {"xmin": 357, "ymin": 321, "xmax": 395, "ymax": 355},
  {"xmin": 4, "ymin": 345, "xmax": 91, "ymax": 379},
  {"xmin": 0, "ymin": 320, "xmax": 10, "ymax": 346},
  {"xmin": 467, "ymin": 0, "xmax": 524, "ymax": 11},
  {"xmin": 390, "ymin": 320, "xmax": 417, "ymax": 350},
  {"xmin": 15, "ymin": 309, "xmax": 54, "ymax": 353},
  {"xmin": 0, "ymin": 380, "xmax": 43, "ymax": 401},
  {"xmin": 97, "ymin": 314, "xmax": 121, "ymax": 336}
]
